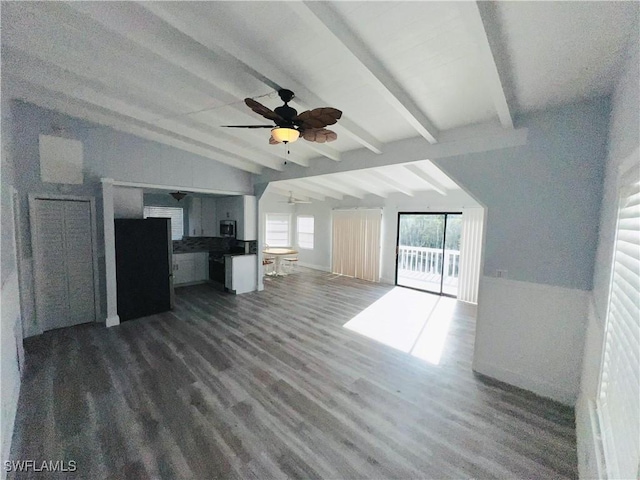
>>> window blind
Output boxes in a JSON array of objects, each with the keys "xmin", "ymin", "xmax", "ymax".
[
  {"xmin": 297, "ymin": 216, "xmax": 314, "ymax": 249},
  {"xmin": 143, "ymin": 206, "xmax": 184, "ymax": 241},
  {"xmin": 598, "ymin": 164, "xmax": 640, "ymax": 480},
  {"xmin": 266, "ymin": 213, "xmax": 290, "ymax": 247},
  {"xmin": 332, "ymin": 209, "xmax": 381, "ymax": 282}
]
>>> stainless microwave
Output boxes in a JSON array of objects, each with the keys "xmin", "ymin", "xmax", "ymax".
[{"xmin": 220, "ymin": 220, "xmax": 236, "ymax": 237}]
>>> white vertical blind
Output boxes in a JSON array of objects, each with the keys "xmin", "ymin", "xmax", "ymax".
[
  {"xmin": 457, "ymin": 208, "xmax": 484, "ymax": 304},
  {"xmin": 598, "ymin": 163, "xmax": 640, "ymax": 480},
  {"xmin": 143, "ymin": 206, "xmax": 183, "ymax": 240},
  {"xmin": 266, "ymin": 213, "xmax": 290, "ymax": 247},
  {"xmin": 332, "ymin": 209, "xmax": 381, "ymax": 282},
  {"xmin": 297, "ymin": 215, "xmax": 314, "ymax": 249}
]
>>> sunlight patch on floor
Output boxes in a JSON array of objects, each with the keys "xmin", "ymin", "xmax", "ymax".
[{"xmin": 343, "ymin": 287, "xmax": 456, "ymax": 365}]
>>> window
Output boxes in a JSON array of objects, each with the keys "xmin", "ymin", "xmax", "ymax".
[
  {"xmin": 143, "ymin": 206, "xmax": 184, "ymax": 240},
  {"xmin": 265, "ymin": 213, "xmax": 290, "ymax": 247},
  {"xmin": 597, "ymin": 163, "xmax": 639, "ymax": 479},
  {"xmin": 297, "ymin": 215, "xmax": 314, "ymax": 249}
]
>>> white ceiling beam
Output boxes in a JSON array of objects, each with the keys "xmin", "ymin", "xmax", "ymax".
[
  {"xmin": 366, "ymin": 171, "xmax": 415, "ymax": 197},
  {"xmin": 295, "ymin": 1, "xmax": 439, "ymax": 144},
  {"xmin": 403, "ymin": 165, "xmax": 447, "ymax": 196},
  {"xmin": 4, "ymin": 49, "xmax": 284, "ymax": 172},
  {"xmin": 60, "ymin": 2, "xmax": 312, "ymax": 168},
  {"xmin": 291, "ymin": 179, "xmax": 345, "ymax": 200},
  {"xmin": 268, "ymin": 186, "xmax": 315, "ymax": 203},
  {"xmin": 335, "ymin": 173, "xmax": 389, "ymax": 198},
  {"xmin": 305, "ymin": 177, "xmax": 366, "ymax": 199},
  {"xmin": 1, "ymin": 2, "xmax": 306, "ymax": 169},
  {"xmin": 259, "ymin": 122, "xmax": 528, "ymax": 185},
  {"xmin": 4, "ymin": 76, "xmax": 263, "ymax": 174},
  {"xmin": 272, "ymin": 183, "xmax": 327, "ymax": 202},
  {"xmin": 139, "ymin": 2, "xmax": 380, "ymax": 156},
  {"xmin": 458, "ymin": 2, "xmax": 514, "ymax": 129}
]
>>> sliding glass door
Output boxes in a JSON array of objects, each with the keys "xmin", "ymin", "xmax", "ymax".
[{"xmin": 395, "ymin": 213, "xmax": 462, "ymax": 297}]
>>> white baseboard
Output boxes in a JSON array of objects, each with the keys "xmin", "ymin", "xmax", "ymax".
[
  {"xmin": 473, "ymin": 360, "xmax": 576, "ymax": 405},
  {"xmin": 380, "ymin": 276, "xmax": 395, "ymax": 285},
  {"xmin": 298, "ymin": 262, "xmax": 331, "ymax": 272},
  {"xmin": 105, "ymin": 315, "xmax": 120, "ymax": 327},
  {"xmin": 473, "ymin": 276, "xmax": 589, "ymax": 406}
]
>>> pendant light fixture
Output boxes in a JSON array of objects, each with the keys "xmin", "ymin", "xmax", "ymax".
[{"xmin": 170, "ymin": 191, "xmax": 187, "ymax": 201}]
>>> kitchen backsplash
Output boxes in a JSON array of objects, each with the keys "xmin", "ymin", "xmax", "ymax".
[{"xmin": 173, "ymin": 236, "xmax": 232, "ymax": 253}]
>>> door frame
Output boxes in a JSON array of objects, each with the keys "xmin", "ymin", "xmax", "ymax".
[
  {"xmin": 29, "ymin": 194, "xmax": 101, "ymax": 333},
  {"xmin": 394, "ymin": 211, "xmax": 462, "ymax": 297}
]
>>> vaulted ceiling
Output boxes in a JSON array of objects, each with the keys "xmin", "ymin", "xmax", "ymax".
[
  {"xmin": 1, "ymin": 1, "xmax": 637, "ymax": 175},
  {"xmin": 270, "ymin": 160, "xmax": 461, "ymax": 201}
]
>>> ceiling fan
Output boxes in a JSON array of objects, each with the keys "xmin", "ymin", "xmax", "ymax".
[
  {"xmin": 222, "ymin": 89, "xmax": 342, "ymax": 145},
  {"xmin": 279, "ymin": 191, "xmax": 312, "ymax": 205}
]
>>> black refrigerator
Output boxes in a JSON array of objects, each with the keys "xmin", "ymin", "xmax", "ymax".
[{"xmin": 115, "ymin": 218, "xmax": 173, "ymax": 322}]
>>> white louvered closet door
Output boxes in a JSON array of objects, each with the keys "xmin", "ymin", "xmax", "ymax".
[
  {"xmin": 32, "ymin": 199, "xmax": 95, "ymax": 331},
  {"xmin": 64, "ymin": 201, "xmax": 96, "ymax": 327},
  {"xmin": 33, "ymin": 200, "xmax": 68, "ymax": 331}
]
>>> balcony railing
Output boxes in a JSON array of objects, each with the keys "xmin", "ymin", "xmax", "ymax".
[{"xmin": 397, "ymin": 245, "xmax": 460, "ymax": 281}]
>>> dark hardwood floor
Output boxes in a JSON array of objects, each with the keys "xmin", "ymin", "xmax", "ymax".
[{"xmin": 10, "ymin": 268, "xmax": 577, "ymax": 479}]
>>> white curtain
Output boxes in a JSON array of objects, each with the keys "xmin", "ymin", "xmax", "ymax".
[
  {"xmin": 332, "ymin": 209, "xmax": 381, "ymax": 282},
  {"xmin": 457, "ymin": 207, "xmax": 484, "ymax": 304}
]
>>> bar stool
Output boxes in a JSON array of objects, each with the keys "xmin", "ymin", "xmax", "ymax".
[
  {"xmin": 283, "ymin": 256, "xmax": 299, "ymax": 273},
  {"xmin": 263, "ymin": 256, "xmax": 275, "ymax": 275}
]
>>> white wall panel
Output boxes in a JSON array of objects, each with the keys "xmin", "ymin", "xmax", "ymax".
[{"xmin": 473, "ymin": 276, "xmax": 588, "ymax": 405}]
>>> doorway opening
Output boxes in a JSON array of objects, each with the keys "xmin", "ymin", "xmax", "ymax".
[{"xmin": 395, "ymin": 212, "xmax": 462, "ymax": 297}]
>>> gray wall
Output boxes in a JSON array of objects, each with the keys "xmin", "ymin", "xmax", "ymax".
[
  {"xmin": 434, "ymin": 98, "xmax": 610, "ymax": 291},
  {"xmin": 8, "ymin": 100, "xmax": 254, "ymax": 338}
]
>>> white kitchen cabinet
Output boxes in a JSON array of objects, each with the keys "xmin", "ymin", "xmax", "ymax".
[
  {"xmin": 201, "ymin": 197, "xmax": 218, "ymax": 236},
  {"xmin": 216, "ymin": 195, "xmax": 257, "ymax": 240},
  {"xmin": 238, "ymin": 195, "xmax": 257, "ymax": 241},
  {"xmin": 224, "ymin": 254, "xmax": 257, "ymax": 294},
  {"xmin": 216, "ymin": 197, "xmax": 238, "ymax": 225},
  {"xmin": 173, "ymin": 252, "xmax": 209, "ymax": 285},
  {"xmin": 188, "ymin": 197, "xmax": 202, "ymax": 237},
  {"xmin": 193, "ymin": 252, "xmax": 208, "ymax": 281}
]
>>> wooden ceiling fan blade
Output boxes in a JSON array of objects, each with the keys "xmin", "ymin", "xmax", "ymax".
[
  {"xmin": 302, "ymin": 128, "xmax": 338, "ymax": 143},
  {"xmin": 221, "ymin": 125, "xmax": 274, "ymax": 128},
  {"xmin": 245, "ymin": 98, "xmax": 284, "ymax": 123},
  {"xmin": 295, "ymin": 107, "xmax": 342, "ymax": 129}
]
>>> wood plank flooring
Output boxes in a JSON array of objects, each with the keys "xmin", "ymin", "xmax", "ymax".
[{"xmin": 9, "ymin": 267, "xmax": 577, "ymax": 479}]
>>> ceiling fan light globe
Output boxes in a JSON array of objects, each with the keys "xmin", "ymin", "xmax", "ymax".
[{"xmin": 271, "ymin": 127, "xmax": 299, "ymax": 144}]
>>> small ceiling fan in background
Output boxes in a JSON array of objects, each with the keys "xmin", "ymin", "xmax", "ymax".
[
  {"xmin": 279, "ymin": 191, "xmax": 312, "ymax": 205},
  {"xmin": 222, "ymin": 89, "xmax": 342, "ymax": 148}
]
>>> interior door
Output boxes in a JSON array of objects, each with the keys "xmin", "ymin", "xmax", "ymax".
[
  {"xmin": 64, "ymin": 200, "xmax": 97, "ymax": 326},
  {"xmin": 395, "ymin": 213, "xmax": 462, "ymax": 297},
  {"xmin": 31, "ymin": 198, "xmax": 96, "ymax": 331}
]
